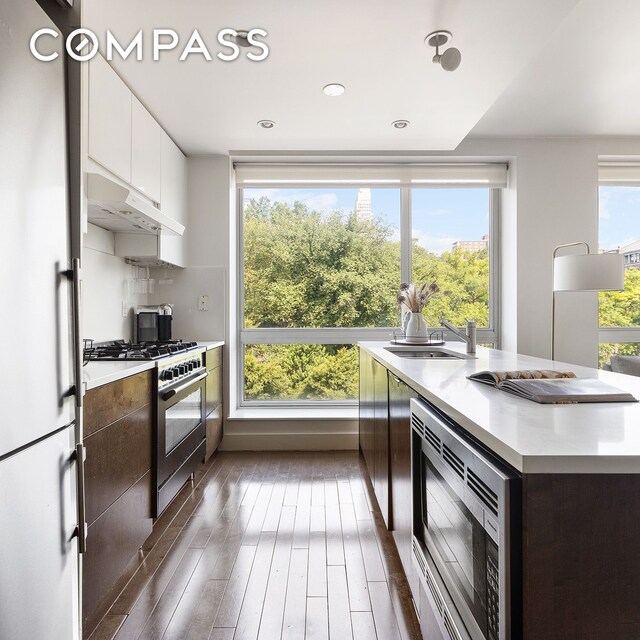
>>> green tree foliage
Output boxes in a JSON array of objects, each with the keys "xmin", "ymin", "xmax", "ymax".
[
  {"xmin": 598, "ymin": 268, "xmax": 640, "ymax": 366},
  {"xmin": 243, "ymin": 196, "xmax": 490, "ymax": 400},
  {"xmin": 244, "ymin": 197, "xmax": 401, "ymax": 328},
  {"xmin": 245, "ymin": 344, "xmax": 359, "ymax": 401},
  {"xmin": 412, "ymin": 245, "xmax": 489, "ymax": 327}
]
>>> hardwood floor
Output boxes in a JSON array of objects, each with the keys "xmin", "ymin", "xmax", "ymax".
[{"xmin": 87, "ymin": 451, "xmax": 421, "ymax": 640}]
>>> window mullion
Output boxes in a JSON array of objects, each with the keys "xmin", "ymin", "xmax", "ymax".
[{"xmin": 400, "ymin": 186, "xmax": 412, "ymax": 284}]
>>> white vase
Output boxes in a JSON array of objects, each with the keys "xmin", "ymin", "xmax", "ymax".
[{"xmin": 405, "ymin": 312, "xmax": 427, "ymax": 339}]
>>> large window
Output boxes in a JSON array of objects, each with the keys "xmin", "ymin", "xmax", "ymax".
[
  {"xmin": 237, "ymin": 165, "xmax": 505, "ymax": 406},
  {"xmin": 598, "ymin": 183, "xmax": 640, "ymax": 367}
]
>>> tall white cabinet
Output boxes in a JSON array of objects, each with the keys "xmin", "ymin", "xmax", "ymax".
[
  {"xmin": 86, "ymin": 54, "xmax": 187, "ymax": 267},
  {"xmin": 131, "ymin": 97, "xmax": 162, "ymax": 202},
  {"xmin": 88, "ymin": 55, "xmax": 132, "ymax": 184}
]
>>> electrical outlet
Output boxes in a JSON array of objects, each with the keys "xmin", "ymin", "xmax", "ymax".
[
  {"xmin": 121, "ymin": 300, "xmax": 128, "ymax": 317},
  {"xmin": 198, "ymin": 295, "xmax": 209, "ymax": 311}
]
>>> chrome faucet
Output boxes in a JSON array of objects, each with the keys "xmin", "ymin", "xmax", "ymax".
[{"xmin": 439, "ymin": 318, "xmax": 477, "ymax": 354}]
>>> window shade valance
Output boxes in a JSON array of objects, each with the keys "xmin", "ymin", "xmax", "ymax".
[
  {"xmin": 234, "ymin": 163, "xmax": 508, "ymax": 188},
  {"xmin": 599, "ymin": 162, "xmax": 640, "ymax": 186}
]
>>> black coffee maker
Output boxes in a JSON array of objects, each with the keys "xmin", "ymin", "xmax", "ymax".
[{"xmin": 135, "ymin": 304, "xmax": 173, "ymax": 343}]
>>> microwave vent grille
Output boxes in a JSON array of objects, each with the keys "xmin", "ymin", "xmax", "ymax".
[
  {"xmin": 442, "ymin": 444, "xmax": 464, "ymax": 479},
  {"xmin": 411, "ymin": 414, "xmax": 425, "ymax": 439},
  {"xmin": 424, "ymin": 425, "xmax": 442, "ymax": 453},
  {"xmin": 412, "ymin": 538, "xmax": 426, "ymax": 576},
  {"xmin": 425, "ymin": 564, "xmax": 444, "ymax": 615},
  {"xmin": 443, "ymin": 610, "xmax": 462, "ymax": 640},
  {"xmin": 467, "ymin": 469, "xmax": 498, "ymax": 516}
]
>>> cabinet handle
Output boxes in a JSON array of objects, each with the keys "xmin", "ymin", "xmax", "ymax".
[
  {"xmin": 394, "ymin": 376, "xmax": 402, "ymax": 384},
  {"xmin": 73, "ymin": 443, "xmax": 87, "ymax": 554}
]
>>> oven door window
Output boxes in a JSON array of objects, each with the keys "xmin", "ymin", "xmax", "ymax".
[
  {"xmin": 422, "ymin": 451, "xmax": 489, "ymax": 637},
  {"xmin": 165, "ymin": 387, "xmax": 203, "ymax": 454}
]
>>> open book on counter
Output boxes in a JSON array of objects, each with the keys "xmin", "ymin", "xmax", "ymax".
[{"xmin": 468, "ymin": 369, "xmax": 638, "ymax": 404}]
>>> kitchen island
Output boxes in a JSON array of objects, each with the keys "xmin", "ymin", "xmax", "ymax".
[
  {"xmin": 358, "ymin": 341, "xmax": 640, "ymax": 640},
  {"xmin": 361, "ymin": 341, "xmax": 640, "ymax": 473}
]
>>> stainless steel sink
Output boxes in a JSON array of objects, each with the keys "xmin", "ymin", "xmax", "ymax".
[{"xmin": 383, "ymin": 346, "xmax": 476, "ymax": 360}]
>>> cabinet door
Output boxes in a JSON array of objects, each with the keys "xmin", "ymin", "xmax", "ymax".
[
  {"xmin": 88, "ymin": 55, "xmax": 132, "ymax": 182},
  {"xmin": 373, "ymin": 358, "xmax": 390, "ymax": 527},
  {"xmin": 131, "ymin": 97, "xmax": 162, "ymax": 202},
  {"xmin": 389, "ymin": 373, "xmax": 420, "ymax": 601},
  {"xmin": 160, "ymin": 131, "xmax": 187, "ymax": 224},
  {"xmin": 359, "ymin": 349, "xmax": 375, "ymax": 481}
]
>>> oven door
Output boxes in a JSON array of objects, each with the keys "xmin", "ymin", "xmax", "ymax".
[
  {"xmin": 421, "ymin": 445, "xmax": 496, "ymax": 640},
  {"xmin": 156, "ymin": 371, "xmax": 207, "ymax": 513}
]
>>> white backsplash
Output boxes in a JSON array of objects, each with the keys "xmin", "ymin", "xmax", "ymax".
[
  {"xmin": 149, "ymin": 266, "xmax": 225, "ymax": 342},
  {"xmin": 82, "ymin": 224, "xmax": 147, "ymax": 342}
]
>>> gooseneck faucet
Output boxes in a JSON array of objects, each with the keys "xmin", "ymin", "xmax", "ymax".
[{"xmin": 439, "ymin": 318, "xmax": 477, "ymax": 354}]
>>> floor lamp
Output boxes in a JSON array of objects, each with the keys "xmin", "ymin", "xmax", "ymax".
[{"xmin": 552, "ymin": 242, "xmax": 624, "ymax": 360}]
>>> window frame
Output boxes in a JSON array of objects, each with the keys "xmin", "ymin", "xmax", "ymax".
[
  {"xmin": 236, "ymin": 180, "xmax": 501, "ymax": 409},
  {"xmin": 597, "ymin": 181, "xmax": 640, "ymax": 358}
]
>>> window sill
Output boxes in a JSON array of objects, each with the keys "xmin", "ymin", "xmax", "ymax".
[{"xmin": 227, "ymin": 406, "xmax": 359, "ymax": 421}]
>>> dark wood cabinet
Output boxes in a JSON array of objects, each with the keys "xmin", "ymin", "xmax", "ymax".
[
  {"xmin": 359, "ymin": 348, "xmax": 376, "ymax": 480},
  {"xmin": 358, "ymin": 349, "xmax": 390, "ymax": 527},
  {"xmin": 82, "ymin": 370, "xmax": 153, "ymax": 636},
  {"xmin": 388, "ymin": 372, "xmax": 419, "ymax": 602},
  {"xmin": 205, "ymin": 347, "xmax": 223, "ymax": 460}
]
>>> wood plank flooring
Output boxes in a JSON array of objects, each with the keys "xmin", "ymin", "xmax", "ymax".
[{"xmin": 87, "ymin": 451, "xmax": 421, "ymax": 640}]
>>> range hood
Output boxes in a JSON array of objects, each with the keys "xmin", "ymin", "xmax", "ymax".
[{"xmin": 86, "ymin": 173, "xmax": 185, "ymax": 236}]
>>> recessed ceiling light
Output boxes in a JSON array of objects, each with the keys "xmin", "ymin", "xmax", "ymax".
[
  {"xmin": 323, "ymin": 83, "xmax": 345, "ymax": 97},
  {"xmin": 258, "ymin": 120, "xmax": 275, "ymax": 129},
  {"xmin": 392, "ymin": 120, "xmax": 410, "ymax": 129}
]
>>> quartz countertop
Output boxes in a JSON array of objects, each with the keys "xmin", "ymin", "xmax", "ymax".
[
  {"xmin": 359, "ymin": 341, "xmax": 640, "ymax": 474},
  {"xmin": 197, "ymin": 341, "xmax": 225, "ymax": 351},
  {"xmin": 83, "ymin": 341, "xmax": 225, "ymax": 391}
]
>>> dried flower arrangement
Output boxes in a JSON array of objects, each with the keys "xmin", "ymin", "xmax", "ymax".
[{"xmin": 397, "ymin": 281, "xmax": 439, "ymax": 313}]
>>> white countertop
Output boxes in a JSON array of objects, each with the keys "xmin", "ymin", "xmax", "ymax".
[
  {"xmin": 360, "ymin": 341, "xmax": 640, "ymax": 474},
  {"xmin": 83, "ymin": 360, "xmax": 156, "ymax": 392},
  {"xmin": 83, "ymin": 341, "xmax": 225, "ymax": 391},
  {"xmin": 198, "ymin": 341, "xmax": 225, "ymax": 351}
]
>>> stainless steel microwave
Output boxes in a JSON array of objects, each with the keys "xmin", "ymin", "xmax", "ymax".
[{"xmin": 411, "ymin": 398, "xmax": 521, "ymax": 640}]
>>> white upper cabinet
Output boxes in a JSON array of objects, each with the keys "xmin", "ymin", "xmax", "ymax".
[
  {"xmin": 160, "ymin": 131, "xmax": 187, "ymax": 224},
  {"xmin": 88, "ymin": 55, "xmax": 132, "ymax": 183},
  {"xmin": 131, "ymin": 98, "xmax": 162, "ymax": 203}
]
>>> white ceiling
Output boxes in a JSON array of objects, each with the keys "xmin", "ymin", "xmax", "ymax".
[{"xmin": 83, "ymin": 0, "xmax": 640, "ymax": 155}]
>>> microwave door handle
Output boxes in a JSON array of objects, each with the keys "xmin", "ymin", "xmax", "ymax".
[{"xmin": 160, "ymin": 371, "xmax": 208, "ymax": 401}]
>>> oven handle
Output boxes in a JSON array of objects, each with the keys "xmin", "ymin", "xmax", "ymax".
[{"xmin": 160, "ymin": 371, "xmax": 208, "ymax": 401}]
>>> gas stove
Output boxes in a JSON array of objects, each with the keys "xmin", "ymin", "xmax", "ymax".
[{"xmin": 83, "ymin": 339, "xmax": 200, "ymax": 362}]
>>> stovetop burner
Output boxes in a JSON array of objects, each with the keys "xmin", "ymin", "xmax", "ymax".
[{"xmin": 83, "ymin": 339, "xmax": 199, "ymax": 363}]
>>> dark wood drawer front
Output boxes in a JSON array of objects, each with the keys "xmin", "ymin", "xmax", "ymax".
[
  {"xmin": 205, "ymin": 365, "xmax": 222, "ymax": 415},
  {"xmin": 83, "ymin": 471, "xmax": 152, "ymax": 625},
  {"xmin": 205, "ymin": 405, "xmax": 223, "ymax": 461},
  {"xmin": 84, "ymin": 403, "xmax": 152, "ymax": 526},
  {"xmin": 84, "ymin": 370, "xmax": 152, "ymax": 437},
  {"xmin": 205, "ymin": 347, "xmax": 222, "ymax": 371}
]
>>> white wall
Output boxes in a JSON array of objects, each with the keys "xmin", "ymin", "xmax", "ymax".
[{"xmin": 82, "ymin": 223, "xmax": 147, "ymax": 342}]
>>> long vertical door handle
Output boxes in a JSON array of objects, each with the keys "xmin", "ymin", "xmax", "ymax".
[
  {"xmin": 74, "ymin": 443, "xmax": 87, "ymax": 554},
  {"xmin": 71, "ymin": 257, "xmax": 83, "ymax": 410}
]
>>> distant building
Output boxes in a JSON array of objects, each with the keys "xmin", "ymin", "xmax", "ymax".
[
  {"xmin": 354, "ymin": 188, "xmax": 372, "ymax": 221},
  {"xmin": 452, "ymin": 234, "xmax": 489, "ymax": 252},
  {"xmin": 620, "ymin": 240, "xmax": 640, "ymax": 268}
]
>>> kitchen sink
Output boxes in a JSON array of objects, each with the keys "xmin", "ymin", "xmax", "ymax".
[{"xmin": 383, "ymin": 346, "xmax": 476, "ymax": 360}]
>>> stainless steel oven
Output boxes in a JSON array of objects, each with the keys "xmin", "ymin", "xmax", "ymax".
[
  {"xmin": 156, "ymin": 350, "xmax": 207, "ymax": 516},
  {"xmin": 410, "ymin": 398, "xmax": 521, "ymax": 640}
]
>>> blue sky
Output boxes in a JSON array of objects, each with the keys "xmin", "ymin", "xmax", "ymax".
[
  {"xmin": 244, "ymin": 187, "xmax": 488, "ymax": 255},
  {"xmin": 598, "ymin": 186, "xmax": 640, "ymax": 250},
  {"xmin": 245, "ymin": 186, "xmax": 639, "ymax": 254}
]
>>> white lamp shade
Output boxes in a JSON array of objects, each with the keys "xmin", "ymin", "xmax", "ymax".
[{"xmin": 553, "ymin": 252, "xmax": 624, "ymax": 292}]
